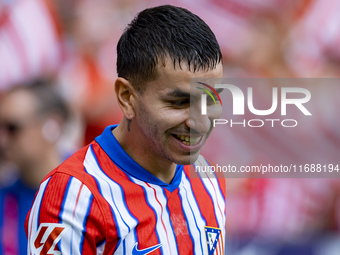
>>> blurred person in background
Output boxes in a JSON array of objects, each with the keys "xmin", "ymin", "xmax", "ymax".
[{"xmin": 0, "ymin": 78, "xmax": 69, "ymax": 255}]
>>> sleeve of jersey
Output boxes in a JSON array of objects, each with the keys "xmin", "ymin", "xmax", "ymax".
[{"xmin": 26, "ymin": 173, "xmax": 107, "ymax": 254}]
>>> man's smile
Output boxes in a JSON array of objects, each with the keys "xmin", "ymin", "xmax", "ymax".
[{"xmin": 173, "ymin": 134, "xmax": 202, "ymax": 146}]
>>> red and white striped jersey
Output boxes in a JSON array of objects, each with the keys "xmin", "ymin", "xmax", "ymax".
[{"xmin": 25, "ymin": 125, "xmax": 226, "ymax": 255}]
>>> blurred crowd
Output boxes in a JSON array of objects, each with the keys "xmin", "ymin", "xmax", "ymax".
[{"xmin": 0, "ymin": 0, "xmax": 340, "ymax": 254}]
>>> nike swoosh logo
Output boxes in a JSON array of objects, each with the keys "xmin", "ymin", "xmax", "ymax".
[{"xmin": 132, "ymin": 242, "xmax": 162, "ymax": 255}]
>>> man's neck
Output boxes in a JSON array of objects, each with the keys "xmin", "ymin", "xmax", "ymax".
[{"xmin": 112, "ymin": 119, "xmax": 177, "ymax": 184}]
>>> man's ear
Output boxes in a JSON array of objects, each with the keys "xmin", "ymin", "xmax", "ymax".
[
  {"xmin": 41, "ymin": 114, "xmax": 63, "ymax": 144},
  {"xmin": 115, "ymin": 77, "xmax": 136, "ymax": 120}
]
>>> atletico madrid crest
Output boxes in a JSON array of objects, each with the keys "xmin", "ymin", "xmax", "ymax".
[{"xmin": 204, "ymin": 226, "xmax": 224, "ymax": 255}]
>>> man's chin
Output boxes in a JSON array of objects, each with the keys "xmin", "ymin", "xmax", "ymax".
[{"xmin": 173, "ymin": 152, "xmax": 200, "ymax": 166}]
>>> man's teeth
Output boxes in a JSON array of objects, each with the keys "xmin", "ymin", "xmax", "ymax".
[{"xmin": 175, "ymin": 135, "xmax": 201, "ymax": 145}]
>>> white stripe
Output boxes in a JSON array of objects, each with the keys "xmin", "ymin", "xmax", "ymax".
[
  {"xmin": 200, "ymin": 176, "xmax": 226, "ymax": 243},
  {"xmin": 24, "ymin": 0, "xmax": 60, "ymax": 70},
  {"xmin": 131, "ymin": 178, "xmax": 177, "ymax": 255},
  {"xmin": 11, "ymin": 0, "xmax": 36, "ymax": 73},
  {"xmin": 97, "ymin": 241, "xmax": 106, "ymax": 255},
  {"xmin": 0, "ymin": 26, "xmax": 22, "ymax": 87},
  {"xmin": 179, "ymin": 171, "xmax": 206, "ymax": 255},
  {"xmin": 84, "ymin": 146, "xmax": 138, "ymax": 252},
  {"xmin": 12, "ymin": 0, "xmax": 59, "ymax": 74},
  {"xmin": 72, "ymin": 184, "xmax": 93, "ymax": 253},
  {"xmin": 28, "ymin": 178, "xmax": 51, "ymax": 253},
  {"xmin": 0, "ymin": 0, "xmax": 61, "ymax": 90},
  {"xmin": 58, "ymin": 177, "xmax": 82, "ymax": 254},
  {"xmin": 196, "ymin": 156, "xmax": 226, "ymax": 243}
]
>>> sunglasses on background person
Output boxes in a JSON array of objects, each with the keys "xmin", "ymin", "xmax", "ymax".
[
  {"xmin": 0, "ymin": 117, "xmax": 41, "ymax": 138},
  {"xmin": 0, "ymin": 122, "xmax": 23, "ymax": 136}
]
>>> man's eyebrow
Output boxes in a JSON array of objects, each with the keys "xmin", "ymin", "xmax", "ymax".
[
  {"xmin": 165, "ymin": 89, "xmax": 191, "ymax": 98},
  {"xmin": 165, "ymin": 88, "xmax": 223, "ymax": 98}
]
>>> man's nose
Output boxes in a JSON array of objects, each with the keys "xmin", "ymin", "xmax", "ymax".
[{"xmin": 186, "ymin": 104, "xmax": 211, "ymax": 134}]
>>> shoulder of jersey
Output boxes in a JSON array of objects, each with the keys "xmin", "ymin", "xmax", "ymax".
[{"xmin": 44, "ymin": 144, "xmax": 91, "ymax": 182}]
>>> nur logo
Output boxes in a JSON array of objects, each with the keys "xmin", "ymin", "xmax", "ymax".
[
  {"xmin": 197, "ymin": 82, "xmax": 222, "ymax": 115},
  {"xmin": 198, "ymin": 83, "xmax": 311, "ymax": 116}
]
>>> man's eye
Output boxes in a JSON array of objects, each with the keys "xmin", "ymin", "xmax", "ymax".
[{"xmin": 170, "ymin": 99, "xmax": 190, "ymax": 107}]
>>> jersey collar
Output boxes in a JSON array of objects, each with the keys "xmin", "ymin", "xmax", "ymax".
[{"xmin": 95, "ymin": 125, "xmax": 183, "ymax": 192}]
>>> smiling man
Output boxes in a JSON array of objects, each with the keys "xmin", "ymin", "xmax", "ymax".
[{"xmin": 26, "ymin": 5, "xmax": 225, "ymax": 255}]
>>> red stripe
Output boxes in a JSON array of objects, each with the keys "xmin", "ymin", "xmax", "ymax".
[
  {"xmin": 0, "ymin": 6, "xmax": 9, "ymax": 28},
  {"xmin": 217, "ymin": 178, "xmax": 226, "ymax": 200},
  {"xmin": 81, "ymin": 199, "xmax": 108, "ymax": 254},
  {"xmin": 42, "ymin": 0, "xmax": 63, "ymax": 38},
  {"xmin": 38, "ymin": 174, "xmax": 71, "ymax": 225},
  {"xmin": 164, "ymin": 189, "xmax": 194, "ymax": 254}
]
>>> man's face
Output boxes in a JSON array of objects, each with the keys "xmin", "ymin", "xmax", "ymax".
[
  {"xmin": 0, "ymin": 90, "xmax": 46, "ymax": 168},
  {"xmin": 132, "ymin": 59, "xmax": 223, "ymax": 165}
]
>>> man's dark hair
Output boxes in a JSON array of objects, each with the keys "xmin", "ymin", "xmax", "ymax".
[
  {"xmin": 117, "ymin": 5, "xmax": 222, "ymax": 93},
  {"xmin": 4, "ymin": 78, "xmax": 69, "ymax": 121}
]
